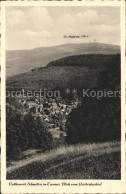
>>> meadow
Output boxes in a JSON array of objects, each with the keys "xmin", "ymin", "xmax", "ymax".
[{"xmin": 7, "ymin": 141, "xmax": 121, "ymax": 179}]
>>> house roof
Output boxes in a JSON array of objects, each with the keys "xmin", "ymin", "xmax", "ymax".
[{"xmin": 27, "ymin": 101, "xmax": 37, "ymax": 106}]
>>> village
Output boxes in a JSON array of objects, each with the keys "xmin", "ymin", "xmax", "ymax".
[{"xmin": 7, "ymin": 96, "xmax": 81, "ymax": 139}]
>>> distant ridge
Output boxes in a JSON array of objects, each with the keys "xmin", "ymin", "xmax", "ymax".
[{"xmin": 6, "ymin": 42, "xmax": 120, "ymax": 77}]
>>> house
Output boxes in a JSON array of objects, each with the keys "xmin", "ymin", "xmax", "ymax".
[
  {"xmin": 27, "ymin": 101, "xmax": 43, "ymax": 113},
  {"xmin": 27, "ymin": 101, "xmax": 37, "ymax": 109},
  {"xmin": 62, "ymin": 104, "xmax": 66, "ymax": 109},
  {"xmin": 44, "ymin": 117, "xmax": 50, "ymax": 122},
  {"xmin": 52, "ymin": 102, "xmax": 58, "ymax": 110},
  {"xmin": 55, "ymin": 110, "xmax": 60, "ymax": 114},
  {"xmin": 61, "ymin": 108, "xmax": 65, "ymax": 112},
  {"xmin": 38, "ymin": 104, "xmax": 43, "ymax": 113}
]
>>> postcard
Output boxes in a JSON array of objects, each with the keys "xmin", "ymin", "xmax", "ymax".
[{"xmin": 1, "ymin": 0, "xmax": 126, "ymax": 193}]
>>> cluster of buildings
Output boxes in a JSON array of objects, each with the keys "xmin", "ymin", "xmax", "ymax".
[{"xmin": 9, "ymin": 97, "xmax": 81, "ymax": 139}]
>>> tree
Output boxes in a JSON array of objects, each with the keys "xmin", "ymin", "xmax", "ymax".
[
  {"xmin": 66, "ymin": 54, "xmax": 121, "ymax": 144},
  {"xmin": 6, "ymin": 108, "xmax": 54, "ymax": 161}
]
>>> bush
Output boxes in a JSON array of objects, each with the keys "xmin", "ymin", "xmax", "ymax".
[{"xmin": 6, "ymin": 109, "xmax": 54, "ymax": 161}]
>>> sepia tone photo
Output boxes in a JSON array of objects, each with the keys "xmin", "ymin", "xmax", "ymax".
[{"xmin": 1, "ymin": 1, "xmax": 126, "ymax": 193}]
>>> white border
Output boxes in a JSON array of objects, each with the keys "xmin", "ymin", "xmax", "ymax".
[{"xmin": 1, "ymin": 1, "xmax": 126, "ymax": 193}]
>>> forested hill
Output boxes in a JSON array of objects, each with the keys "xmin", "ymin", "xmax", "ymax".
[
  {"xmin": 6, "ymin": 42, "xmax": 120, "ymax": 77},
  {"xmin": 47, "ymin": 54, "xmax": 119, "ymax": 68},
  {"xmin": 6, "ymin": 54, "xmax": 120, "ymax": 93}
]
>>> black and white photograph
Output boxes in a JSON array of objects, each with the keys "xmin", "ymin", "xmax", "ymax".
[{"xmin": 1, "ymin": 1, "xmax": 126, "ymax": 193}]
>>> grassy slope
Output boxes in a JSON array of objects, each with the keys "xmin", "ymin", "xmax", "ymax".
[{"xmin": 7, "ymin": 141, "xmax": 121, "ymax": 180}]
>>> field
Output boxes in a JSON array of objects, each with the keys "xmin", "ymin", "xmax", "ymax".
[{"xmin": 7, "ymin": 141, "xmax": 121, "ymax": 179}]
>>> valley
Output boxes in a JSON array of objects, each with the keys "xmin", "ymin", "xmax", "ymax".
[{"xmin": 6, "ymin": 43, "xmax": 121, "ymax": 180}]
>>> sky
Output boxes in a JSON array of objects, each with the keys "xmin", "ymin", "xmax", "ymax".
[{"xmin": 6, "ymin": 6, "xmax": 120, "ymax": 50}]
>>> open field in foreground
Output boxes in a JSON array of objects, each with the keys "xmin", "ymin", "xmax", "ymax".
[{"xmin": 7, "ymin": 141, "xmax": 121, "ymax": 179}]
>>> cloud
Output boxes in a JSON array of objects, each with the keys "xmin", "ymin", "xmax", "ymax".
[
  {"xmin": 6, "ymin": 7, "xmax": 120, "ymax": 49},
  {"xmin": 6, "ymin": 10, "xmax": 23, "ymax": 28},
  {"xmin": 24, "ymin": 29, "xmax": 36, "ymax": 36},
  {"xmin": 25, "ymin": 30, "xmax": 51, "ymax": 38},
  {"xmin": 6, "ymin": 7, "xmax": 52, "ymax": 31},
  {"xmin": 77, "ymin": 9, "xmax": 99, "ymax": 24}
]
